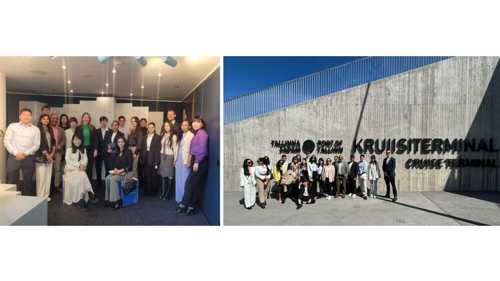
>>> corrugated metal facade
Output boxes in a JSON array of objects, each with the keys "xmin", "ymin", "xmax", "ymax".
[{"xmin": 224, "ymin": 56, "xmax": 450, "ymax": 124}]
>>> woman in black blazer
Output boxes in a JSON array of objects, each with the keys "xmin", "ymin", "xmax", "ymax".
[{"xmin": 139, "ymin": 122, "xmax": 161, "ymax": 196}]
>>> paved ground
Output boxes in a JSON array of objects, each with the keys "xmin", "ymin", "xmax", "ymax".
[
  {"xmin": 224, "ymin": 191, "xmax": 500, "ymax": 226},
  {"xmin": 48, "ymin": 182, "xmax": 208, "ymax": 226}
]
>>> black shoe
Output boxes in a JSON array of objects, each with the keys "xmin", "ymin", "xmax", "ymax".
[
  {"xmin": 176, "ymin": 206, "xmax": 187, "ymax": 214},
  {"xmin": 296, "ymin": 204, "xmax": 303, "ymax": 210},
  {"xmin": 186, "ymin": 207, "xmax": 197, "ymax": 216},
  {"xmin": 104, "ymin": 201, "xmax": 110, "ymax": 207},
  {"xmin": 239, "ymin": 198, "xmax": 245, "ymax": 205},
  {"xmin": 113, "ymin": 202, "xmax": 121, "ymax": 210},
  {"xmin": 385, "ymin": 194, "xmax": 390, "ymax": 198},
  {"xmin": 363, "ymin": 196, "xmax": 368, "ymax": 200},
  {"xmin": 392, "ymin": 197, "xmax": 398, "ymax": 202}
]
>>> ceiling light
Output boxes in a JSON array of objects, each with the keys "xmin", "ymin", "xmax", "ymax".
[
  {"xmin": 158, "ymin": 73, "xmax": 162, "ymax": 77},
  {"xmin": 101, "ymin": 91, "xmax": 104, "ymax": 95},
  {"xmin": 135, "ymin": 56, "xmax": 147, "ymax": 66},
  {"xmin": 69, "ymin": 89, "xmax": 74, "ymax": 93},
  {"xmin": 97, "ymin": 56, "xmax": 111, "ymax": 63},
  {"xmin": 67, "ymin": 80, "xmax": 71, "ymax": 84},
  {"xmin": 130, "ymin": 92, "xmax": 134, "ymax": 96},
  {"xmin": 61, "ymin": 65, "xmax": 66, "ymax": 70},
  {"xmin": 105, "ymin": 83, "xmax": 109, "ymax": 87},
  {"xmin": 161, "ymin": 56, "xmax": 178, "ymax": 67},
  {"xmin": 141, "ymin": 85, "xmax": 144, "ymax": 89},
  {"xmin": 112, "ymin": 68, "xmax": 117, "ymax": 74}
]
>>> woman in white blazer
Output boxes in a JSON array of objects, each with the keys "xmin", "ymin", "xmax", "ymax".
[
  {"xmin": 240, "ymin": 158, "xmax": 256, "ymax": 209},
  {"xmin": 175, "ymin": 120, "xmax": 194, "ymax": 203},
  {"xmin": 63, "ymin": 134, "xmax": 95, "ymax": 210}
]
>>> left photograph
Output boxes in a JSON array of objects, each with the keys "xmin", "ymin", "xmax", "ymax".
[{"xmin": 0, "ymin": 56, "xmax": 220, "ymax": 226}]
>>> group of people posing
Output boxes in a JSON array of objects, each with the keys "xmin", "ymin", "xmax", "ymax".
[
  {"xmin": 4, "ymin": 105, "xmax": 209, "ymax": 215},
  {"xmin": 240, "ymin": 150, "xmax": 398, "ymax": 210}
]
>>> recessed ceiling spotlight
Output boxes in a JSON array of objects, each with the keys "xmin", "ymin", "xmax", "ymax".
[
  {"xmin": 69, "ymin": 89, "xmax": 74, "ymax": 93},
  {"xmin": 158, "ymin": 73, "xmax": 162, "ymax": 77},
  {"xmin": 61, "ymin": 65, "xmax": 66, "ymax": 70},
  {"xmin": 112, "ymin": 68, "xmax": 117, "ymax": 74},
  {"xmin": 130, "ymin": 92, "xmax": 134, "ymax": 96},
  {"xmin": 141, "ymin": 85, "xmax": 145, "ymax": 89},
  {"xmin": 67, "ymin": 80, "xmax": 71, "ymax": 84},
  {"xmin": 105, "ymin": 83, "xmax": 109, "ymax": 87},
  {"xmin": 101, "ymin": 91, "xmax": 105, "ymax": 95}
]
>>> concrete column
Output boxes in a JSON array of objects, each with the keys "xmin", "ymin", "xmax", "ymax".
[{"xmin": 0, "ymin": 73, "xmax": 6, "ymax": 183}]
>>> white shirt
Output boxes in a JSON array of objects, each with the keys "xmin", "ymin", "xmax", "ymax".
[
  {"xmin": 111, "ymin": 131, "xmax": 117, "ymax": 143},
  {"xmin": 118, "ymin": 126, "xmax": 127, "ymax": 139},
  {"xmin": 146, "ymin": 134, "xmax": 153, "ymax": 151},
  {"xmin": 4, "ymin": 122, "xmax": 41, "ymax": 156},
  {"xmin": 100, "ymin": 127, "xmax": 108, "ymax": 140}
]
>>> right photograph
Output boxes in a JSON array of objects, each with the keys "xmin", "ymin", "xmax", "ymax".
[{"xmin": 223, "ymin": 56, "xmax": 500, "ymax": 226}]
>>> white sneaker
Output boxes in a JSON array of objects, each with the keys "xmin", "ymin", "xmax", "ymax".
[
  {"xmin": 352, "ymin": 194, "xmax": 356, "ymax": 198},
  {"xmin": 347, "ymin": 193, "xmax": 352, "ymax": 197},
  {"xmin": 47, "ymin": 197, "xmax": 51, "ymax": 202},
  {"xmin": 327, "ymin": 196, "xmax": 332, "ymax": 200}
]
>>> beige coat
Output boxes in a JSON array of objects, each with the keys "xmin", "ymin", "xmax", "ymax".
[{"xmin": 179, "ymin": 131, "xmax": 194, "ymax": 166}]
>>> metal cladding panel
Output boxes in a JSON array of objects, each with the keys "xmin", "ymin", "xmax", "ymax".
[{"xmin": 224, "ymin": 56, "xmax": 450, "ymax": 124}]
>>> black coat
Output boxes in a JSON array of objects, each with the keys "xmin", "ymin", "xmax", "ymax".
[
  {"xmin": 348, "ymin": 161, "xmax": 359, "ymax": 178},
  {"xmin": 382, "ymin": 157, "xmax": 396, "ymax": 177},
  {"xmin": 35, "ymin": 126, "xmax": 56, "ymax": 161},
  {"xmin": 103, "ymin": 130, "xmax": 125, "ymax": 156},
  {"xmin": 110, "ymin": 149, "xmax": 133, "ymax": 173},
  {"xmin": 96, "ymin": 128, "xmax": 110, "ymax": 156},
  {"xmin": 74, "ymin": 124, "xmax": 98, "ymax": 152},
  {"xmin": 139, "ymin": 133, "xmax": 161, "ymax": 166}
]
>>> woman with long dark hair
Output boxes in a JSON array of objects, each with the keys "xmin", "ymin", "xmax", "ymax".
[
  {"xmin": 105, "ymin": 136, "xmax": 133, "ymax": 209},
  {"xmin": 368, "ymin": 154, "xmax": 381, "ymax": 198},
  {"xmin": 139, "ymin": 122, "xmax": 161, "ymax": 196},
  {"xmin": 307, "ymin": 155, "xmax": 318, "ymax": 203},
  {"xmin": 254, "ymin": 157, "xmax": 271, "ymax": 208},
  {"xmin": 63, "ymin": 134, "xmax": 94, "ymax": 210},
  {"xmin": 240, "ymin": 158, "xmax": 256, "ymax": 209},
  {"xmin": 175, "ymin": 120, "xmax": 194, "ymax": 203},
  {"xmin": 176, "ymin": 116, "xmax": 209, "ymax": 215},
  {"xmin": 158, "ymin": 121, "xmax": 178, "ymax": 200},
  {"xmin": 35, "ymin": 114, "xmax": 56, "ymax": 201},
  {"xmin": 59, "ymin": 114, "xmax": 70, "ymax": 130}
]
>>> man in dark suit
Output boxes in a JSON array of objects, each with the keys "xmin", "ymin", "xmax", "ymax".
[
  {"xmin": 95, "ymin": 116, "xmax": 110, "ymax": 188},
  {"xmin": 347, "ymin": 154, "xmax": 359, "ymax": 198},
  {"xmin": 382, "ymin": 150, "xmax": 398, "ymax": 202},
  {"xmin": 167, "ymin": 110, "xmax": 181, "ymax": 137}
]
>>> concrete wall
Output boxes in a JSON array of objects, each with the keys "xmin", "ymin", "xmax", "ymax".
[{"xmin": 224, "ymin": 57, "xmax": 500, "ymax": 192}]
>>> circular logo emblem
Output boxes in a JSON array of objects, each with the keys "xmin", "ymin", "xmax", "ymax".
[{"xmin": 302, "ymin": 140, "xmax": 315, "ymax": 155}]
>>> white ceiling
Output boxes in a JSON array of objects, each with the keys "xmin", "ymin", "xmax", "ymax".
[{"xmin": 0, "ymin": 56, "xmax": 219, "ymax": 101}]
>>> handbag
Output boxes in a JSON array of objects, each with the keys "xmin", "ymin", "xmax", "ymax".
[{"xmin": 122, "ymin": 177, "xmax": 138, "ymax": 195}]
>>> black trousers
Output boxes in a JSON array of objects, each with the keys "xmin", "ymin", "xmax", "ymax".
[
  {"xmin": 143, "ymin": 164, "xmax": 159, "ymax": 196},
  {"xmin": 6, "ymin": 155, "xmax": 35, "ymax": 196},
  {"xmin": 347, "ymin": 176, "xmax": 357, "ymax": 194},
  {"xmin": 181, "ymin": 159, "xmax": 208, "ymax": 210},
  {"xmin": 83, "ymin": 146, "xmax": 95, "ymax": 185},
  {"xmin": 384, "ymin": 175, "xmax": 398, "ymax": 198},
  {"xmin": 324, "ymin": 178, "xmax": 333, "ymax": 195},
  {"xmin": 95, "ymin": 154, "xmax": 109, "ymax": 185}
]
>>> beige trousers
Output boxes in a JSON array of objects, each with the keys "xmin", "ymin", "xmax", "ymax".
[{"xmin": 36, "ymin": 162, "xmax": 53, "ymax": 199}]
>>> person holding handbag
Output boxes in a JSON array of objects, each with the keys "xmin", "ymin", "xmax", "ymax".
[
  {"xmin": 35, "ymin": 114, "xmax": 56, "ymax": 202},
  {"xmin": 104, "ymin": 136, "xmax": 133, "ymax": 209}
]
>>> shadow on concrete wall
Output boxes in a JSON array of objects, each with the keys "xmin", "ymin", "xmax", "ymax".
[
  {"xmin": 350, "ymin": 83, "xmax": 371, "ymax": 155},
  {"xmin": 444, "ymin": 60, "xmax": 500, "ymax": 201}
]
